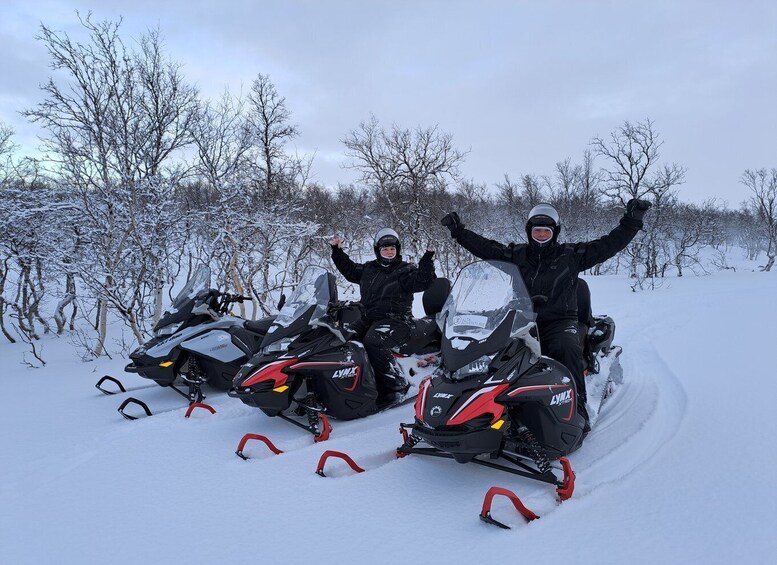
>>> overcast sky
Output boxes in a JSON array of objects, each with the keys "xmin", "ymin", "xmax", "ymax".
[{"xmin": 2, "ymin": 0, "xmax": 775, "ymax": 206}]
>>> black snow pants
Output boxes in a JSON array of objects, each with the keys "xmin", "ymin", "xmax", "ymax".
[
  {"xmin": 537, "ymin": 319, "xmax": 588, "ymax": 419},
  {"xmin": 352, "ymin": 317, "xmax": 412, "ymax": 399}
]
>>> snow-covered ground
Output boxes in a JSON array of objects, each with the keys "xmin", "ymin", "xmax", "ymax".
[{"xmin": 2, "ymin": 265, "xmax": 776, "ymax": 564}]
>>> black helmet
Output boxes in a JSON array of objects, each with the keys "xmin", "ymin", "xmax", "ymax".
[
  {"xmin": 525, "ymin": 203, "xmax": 561, "ymax": 245},
  {"xmin": 373, "ymin": 227, "xmax": 401, "ymax": 264}
]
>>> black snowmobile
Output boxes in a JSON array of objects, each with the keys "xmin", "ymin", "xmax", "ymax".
[
  {"xmin": 229, "ymin": 265, "xmax": 449, "ymax": 442},
  {"xmin": 396, "ymin": 260, "xmax": 620, "ymax": 501},
  {"xmin": 96, "ymin": 266, "xmax": 275, "ymax": 419}
]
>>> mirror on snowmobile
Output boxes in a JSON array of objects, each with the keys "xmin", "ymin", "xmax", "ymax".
[{"xmin": 277, "ymin": 293, "xmax": 287, "ymax": 311}]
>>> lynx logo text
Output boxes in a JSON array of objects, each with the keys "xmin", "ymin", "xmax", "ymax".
[
  {"xmin": 333, "ymin": 367, "xmax": 358, "ymax": 379},
  {"xmin": 550, "ymin": 390, "xmax": 572, "ymax": 406}
]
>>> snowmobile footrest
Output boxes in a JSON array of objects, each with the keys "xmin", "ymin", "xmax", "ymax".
[
  {"xmin": 556, "ymin": 457, "xmax": 575, "ymax": 500},
  {"xmin": 184, "ymin": 402, "xmax": 216, "ymax": 418},
  {"xmin": 96, "ymin": 375, "xmax": 126, "ymax": 395},
  {"xmin": 316, "ymin": 450, "xmax": 365, "ymax": 477},
  {"xmin": 118, "ymin": 397, "xmax": 152, "ymax": 420},
  {"xmin": 235, "ymin": 433, "xmax": 284, "ymax": 460},
  {"xmin": 479, "ymin": 486, "xmax": 539, "ymax": 529}
]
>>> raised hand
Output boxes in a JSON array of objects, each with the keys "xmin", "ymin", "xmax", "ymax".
[
  {"xmin": 440, "ymin": 211, "xmax": 465, "ymax": 236},
  {"xmin": 626, "ymin": 199, "xmax": 652, "ymax": 222}
]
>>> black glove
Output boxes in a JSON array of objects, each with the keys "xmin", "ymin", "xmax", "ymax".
[
  {"xmin": 421, "ymin": 250, "xmax": 435, "ymax": 262},
  {"xmin": 625, "ymin": 198, "xmax": 652, "ymax": 222},
  {"xmin": 441, "ymin": 211, "xmax": 465, "ymax": 237}
]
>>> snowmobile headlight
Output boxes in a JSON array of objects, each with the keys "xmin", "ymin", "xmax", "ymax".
[
  {"xmin": 263, "ymin": 337, "xmax": 293, "ymax": 354},
  {"xmin": 155, "ymin": 321, "xmax": 182, "ymax": 337},
  {"xmin": 451, "ymin": 354, "xmax": 497, "ymax": 381}
]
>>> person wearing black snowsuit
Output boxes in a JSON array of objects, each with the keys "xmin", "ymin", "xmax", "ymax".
[
  {"xmin": 330, "ymin": 228, "xmax": 437, "ymax": 404},
  {"xmin": 441, "ymin": 199, "xmax": 651, "ymax": 425}
]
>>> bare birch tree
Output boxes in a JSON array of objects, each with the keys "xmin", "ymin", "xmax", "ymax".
[
  {"xmin": 24, "ymin": 14, "xmax": 198, "ymax": 354},
  {"xmin": 740, "ymin": 168, "xmax": 777, "ymax": 271},
  {"xmin": 343, "ymin": 115, "xmax": 467, "ymax": 257}
]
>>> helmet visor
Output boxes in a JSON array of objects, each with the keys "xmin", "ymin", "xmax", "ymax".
[{"xmin": 531, "ymin": 226, "xmax": 554, "ymax": 243}]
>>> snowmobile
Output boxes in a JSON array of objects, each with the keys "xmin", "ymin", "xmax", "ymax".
[
  {"xmin": 396, "ymin": 260, "xmax": 621, "ymax": 502},
  {"xmin": 96, "ymin": 265, "xmax": 275, "ymax": 419},
  {"xmin": 228, "ymin": 264, "xmax": 450, "ymax": 442}
]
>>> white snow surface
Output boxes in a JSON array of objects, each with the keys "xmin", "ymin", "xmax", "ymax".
[{"xmin": 2, "ymin": 270, "xmax": 776, "ymax": 564}]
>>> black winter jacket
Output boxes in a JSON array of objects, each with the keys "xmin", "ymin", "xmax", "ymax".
[
  {"xmin": 331, "ymin": 247, "xmax": 436, "ymax": 322},
  {"xmin": 453, "ymin": 215, "xmax": 642, "ymax": 323}
]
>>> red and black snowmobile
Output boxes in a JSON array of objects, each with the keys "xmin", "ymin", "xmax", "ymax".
[
  {"xmin": 228, "ymin": 265, "xmax": 449, "ymax": 442},
  {"xmin": 397, "ymin": 260, "xmax": 619, "ymax": 502}
]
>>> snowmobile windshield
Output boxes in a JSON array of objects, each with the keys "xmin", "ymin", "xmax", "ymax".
[
  {"xmin": 172, "ymin": 266, "xmax": 211, "ymax": 310},
  {"xmin": 261, "ymin": 266, "xmax": 335, "ymax": 349},
  {"xmin": 439, "ymin": 261, "xmax": 536, "ymax": 372}
]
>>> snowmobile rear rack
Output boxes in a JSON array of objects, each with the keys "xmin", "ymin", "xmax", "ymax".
[
  {"xmin": 479, "ymin": 486, "xmax": 539, "ymax": 529},
  {"xmin": 315, "ymin": 451, "xmax": 365, "ymax": 477},
  {"xmin": 235, "ymin": 433, "xmax": 284, "ymax": 460}
]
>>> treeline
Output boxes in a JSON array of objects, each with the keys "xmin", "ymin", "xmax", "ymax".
[{"xmin": 0, "ymin": 14, "xmax": 774, "ymax": 363}]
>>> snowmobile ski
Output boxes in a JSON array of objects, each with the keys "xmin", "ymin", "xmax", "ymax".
[
  {"xmin": 95, "ymin": 375, "xmax": 157, "ymax": 396},
  {"xmin": 315, "ymin": 450, "xmax": 366, "ymax": 477},
  {"xmin": 235, "ymin": 433, "xmax": 284, "ymax": 460},
  {"xmin": 479, "ymin": 486, "xmax": 540, "ymax": 528},
  {"xmin": 117, "ymin": 380, "xmax": 215, "ymax": 420}
]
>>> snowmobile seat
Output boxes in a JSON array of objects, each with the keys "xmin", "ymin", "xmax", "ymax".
[
  {"xmin": 422, "ymin": 277, "xmax": 451, "ymax": 316},
  {"xmin": 396, "ymin": 317, "xmax": 440, "ymax": 355}
]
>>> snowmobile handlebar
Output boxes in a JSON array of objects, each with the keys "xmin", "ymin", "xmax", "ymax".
[{"xmin": 223, "ymin": 293, "xmax": 248, "ymax": 303}]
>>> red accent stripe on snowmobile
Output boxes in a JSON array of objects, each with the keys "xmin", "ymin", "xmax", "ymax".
[
  {"xmin": 315, "ymin": 450, "xmax": 365, "ymax": 476},
  {"xmin": 240, "ymin": 358, "xmax": 298, "ymax": 388},
  {"xmin": 506, "ymin": 384, "xmax": 567, "ymax": 396},
  {"xmin": 507, "ymin": 384, "xmax": 576, "ymax": 422},
  {"xmin": 479, "ymin": 486, "xmax": 539, "ymax": 528},
  {"xmin": 288, "ymin": 362, "xmax": 356, "ymax": 369},
  {"xmin": 446, "ymin": 384, "xmax": 509, "ymax": 426},
  {"xmin": 344, "ymin": 366, "xmax": 361, "ymax": 392}
]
